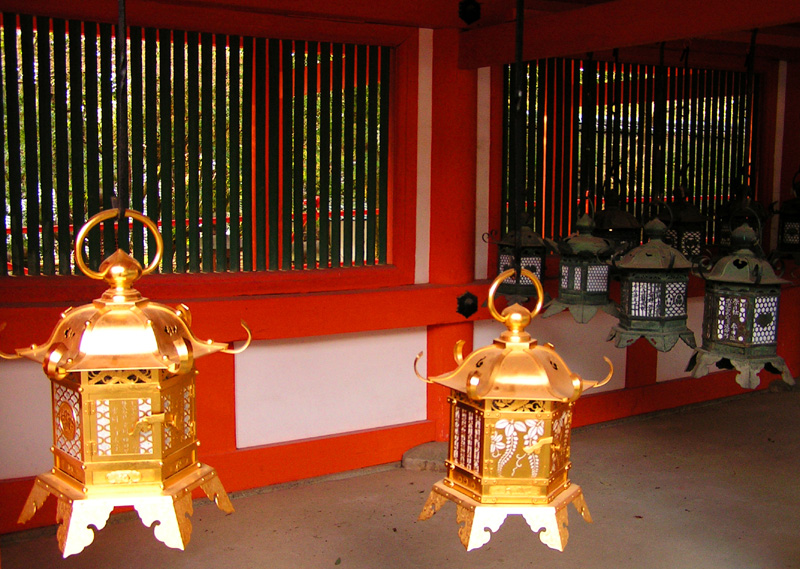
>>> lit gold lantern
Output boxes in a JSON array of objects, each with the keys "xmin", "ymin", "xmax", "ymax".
[
  {"xmin": 414, "ymin": 269, "xmax": 613, "ymax": 551},
  {"xmin": 0, "ymin": 210, "xmax": 250, "ymax": 557}
]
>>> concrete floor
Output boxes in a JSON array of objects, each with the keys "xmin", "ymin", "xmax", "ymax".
[{"xmin": 2, "ymin": 389, "xmax": 799, "ymax": 569}]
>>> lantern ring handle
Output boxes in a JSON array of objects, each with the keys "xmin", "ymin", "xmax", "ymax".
[
  {"xmin": 75, "ymin": 209, "xmax": 163, "ymax": 279},
  {"xmin": 487, "ymin": 268, "xmax": 544, "ymax": 323}
]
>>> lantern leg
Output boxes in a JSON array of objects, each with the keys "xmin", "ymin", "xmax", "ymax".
[
  {"xmin": 418, "ymin": 487, "xmax": 449, "ymax": 521},
  {"xmin": 199, "ymin": 471, "xmax": 234, "ymax": 514},
  {"xmin": 17, "ymin": 477, "xmax": 52, "ymax": 525}
]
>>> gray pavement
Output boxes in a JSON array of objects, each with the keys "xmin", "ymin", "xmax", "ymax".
[{"xmin": 1, "ymin": 390, "xmax": 799, "ymax": 568}]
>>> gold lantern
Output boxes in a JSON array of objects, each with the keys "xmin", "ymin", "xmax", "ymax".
[
  {"xmin": 414, "ymin": 269, "xmax": 613, "ymax": 551},
  {"xmin": 0, "ymin": 209, "xmax": 250, "ymax": 557}
]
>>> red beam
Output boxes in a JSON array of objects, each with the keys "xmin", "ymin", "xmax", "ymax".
[{"xmin": 460, "ymin": 0, "xmax": 800, "ymax": 68}]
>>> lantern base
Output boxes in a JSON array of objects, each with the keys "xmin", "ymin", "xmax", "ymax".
[
  {"xmin": 17, "ymin": 463, "xmax": 233, "ymax": 557},
  {"xmin": 418, "ymin": 480, "xmax": 591, "ymax": 551},
  {"xmin": 542, "ymin": 299, "xmax": 618, "ymax": 323},
  {"xmin": 607, "ymin": 325, "xmax": 696, "ymax": 352},
  {"xmin": 687, "ymin": 348, "xmax": 796, "ymax": 389}
]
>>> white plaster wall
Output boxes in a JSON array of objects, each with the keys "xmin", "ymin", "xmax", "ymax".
[
  {"xmin": 415, "ymin": 28, "xmax": 433, "ymax": 284},
  {"xmin": 234, "ymin": 327, "xmax": 428, "ymax": 448},
  {"xmin": 0, "ymin": 359, "xmax": 53, "ymax": 478},
  {"xmin": 657, "ymin": 296, "xmax": 704, "ymax": 381},
  {"xmin": 474, "ymin": 66, "xmax": 491, "ymax": 281},
  {"xmin": 473, "ymin": 309, "xmax": 626, "ymax": 393}
]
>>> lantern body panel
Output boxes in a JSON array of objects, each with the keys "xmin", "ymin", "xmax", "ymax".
[
  {"xmin": 619, "ymin": 273, "xmax": 689, "ymax": 333},
  {"xmin": 702, "ymin": 282, "xmax": 781, "ymax": 358},
  {"xmin": 559, "ymin": 259, "xmax": 610, "ymax": 305},
  {"xmin": 445, "ymin": 393, "xmax": 573, "ymax": 506},
  {"xmin": 52, "ymin": 377, "xmax": 85, "ymax": 484},
  {"xmin": 498, "ymin": 249, "xmax": 544, "ymax": 296}
]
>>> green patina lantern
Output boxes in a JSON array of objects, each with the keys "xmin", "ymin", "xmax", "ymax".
[
  {"xmin": 661, "ymin": 188, "xmax": 707, "ymax": 260},
  {"xmin": 687, "ymin": 224, "xmax": 795, "ymax": 389},
  {"xmin": 496, "ymin": 225, "xmax": 549, "ymax": 298},
  {"xmin": 542, "ymin": 214, "xmax": 617, "ymax": 323},
  {"xmin": 608, "ymin": 219, "xmax": 696, "ymax": 352},
  {"xmin": 593, "ymin": 179, "xmax": 642, "ymax": 253},
  {"xmin": 770, "ymin": 169, "xmax": 800, "ymax": 261}
]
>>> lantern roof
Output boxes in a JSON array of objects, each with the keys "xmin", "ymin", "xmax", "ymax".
[
  {"xmin": 703, "ymin": 224, "xmax": 787, "ymax": 285},
  {"xmin": 2, "ymin": 209, "xmax": 249, "ymax": 377},
  {"xmin": 615, "ymin": 219, "xmax": 692, "ymax": 271},
  {"xmin": 415, "ymin": 269, "xmax": 612, "ymax": 401},
  {"xmin": 499, "ymin": 225, "xmax": 548, "ymax": 250},
  {"xmin": 558, "ymin": 214, "xmax": 614, "ymax": 257}
]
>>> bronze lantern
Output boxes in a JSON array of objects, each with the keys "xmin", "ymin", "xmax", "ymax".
[
  {"xmin": 0, "ymin": 210, "xmax": 250, "ymax": 557},
  {"xmin": 496, "ymin": 225, "xmax": 549, "ymax": 298},
  {"xmin": 769, "ymin": 168, "xmax": 800, "ymax": 262},
  {"xmin": 414, "ymin": 269, "xmax": 612, "ymax": 551},
  {"xmin": 687, "ymin": 224, "xmax": 794, "ymax": 389},
  {"xmin": 542, "ymin": 213, "xmax": 617, "ymax": 323},
  {"xmin": 608, "ymin": 218, "xmax": 696, "ymax": 352}
]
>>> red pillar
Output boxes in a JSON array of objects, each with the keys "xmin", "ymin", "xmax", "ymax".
[{"xmin": 425, "ymin": 28, "xmax": 479, "ymax": 441}]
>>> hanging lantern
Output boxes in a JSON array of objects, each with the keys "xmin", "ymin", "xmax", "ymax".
[
  {"xmin": 769, "ymin": 168, "xmax": 800, "ymax": 261},
  {"xmin": 687, "ymin": 224, "xmax": 794, "ymax": 389},
  {"xmin": 661, "ymin": 191, "xmax": 706, "ymax": 261},
  {"xmin": 714, "ymin": 184, "xmax": 767, "ymax": 256},
  {"xmin": 542, "ymin": 213, "xmax": 617, "ymax": 323},
  {"xmin": 496, "ymin": 225, "xmax": 549, "ymax": 298},
  {"xmin": 593, "ymin": 177, "xmax": 642, "ymax": 253},
  {"xmin": 0, "ymin": 209, "xmax": 250, "ymax": 557},
  {"xmin": 608, "ymin": 218, "xmax": 696, "ymax": 352},
  {"xmin": 414, "ymin": 269, "xmax": 613, "ymax": 551}
]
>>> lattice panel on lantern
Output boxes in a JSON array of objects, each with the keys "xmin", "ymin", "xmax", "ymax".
[
  {"xmin": 572, "ymin": 267, "xmax": 583, "ymax": 290},
  {"xmin": 560, "ymin": 265, "xmax": 569, "ymax": 289},
  {"xmin": 500, "ymin": 254, "xmax": 542, "ymax": 283},
  {"xmin": 452, "ymin": 404, "xmax": 483, "ymax": 473},
  {"xmin": 138, "ymin": 399, "xmax": 154, "ymax": 454},
  {"xmin": 550, "ymin": 408, "xmax": 572, "ymax": 474},
  {"xmin": 628, "ymin": 281, "xmax": 662, "ymax": 317},
  {"xmin": 753, "ymin": 296, "xmax": 779, "ymax": 344},
  {"xmin": 96, "ymin": 399, "xmax": 112, "ymax": 456},
  {"xmin": 681, "ymin": 231, "xmax": 703, "ymax": 257},
  {"xmin": 716, "ymin": 296, "xmax": 748, "ymax": 342},
  {"xmin": 664, "ymin": 281, "xmax": 687, "ymax": 317},
  {"xmin": 784, "ymin": 222, "xmax": 800, "ymax": 245},
  {"xmin": 53, "ymin": 384, "xmax": 82, "ymax": 460},
  {"xmin": 586, "ymin": 265, "xmax": 609, "ymax": 292},
  {"xmin": 163, "ymin": 397, "xmax": 173, "ymax": 450}
]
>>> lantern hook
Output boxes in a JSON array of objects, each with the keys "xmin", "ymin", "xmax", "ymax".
[
  {"xmin": 487, "ymin": 268, "xmax": 544, "ymax": 323},
  {"xmin": 75, "ymin": 208, "xmax": 163, "ymax": 280}
]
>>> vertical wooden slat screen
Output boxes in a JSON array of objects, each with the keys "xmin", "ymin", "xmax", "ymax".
[
  {"xmin": 186, "ymin": 31, "xmax": 200, "ymax": 273},
  {"xmin": 160, "ymin": 29, "xmax": 173, "ymax": 273},
  {"xmin": 0, "ymin": 18, "xmax": 5, "ymax": 277},
  {"xmin": 229, "ymin": 34, "xmax": 240, "ymax": 272},
  {"xmin": 130, "ymin": 27, "xmax": 145, "ymax": 264},
  {"xmin": 173, "ymin": 30, "xmax": 187, "ymax": 273},
  {"xmin": 20, "ymin": 15, "xmax": 40, "ymax": 275},
  {"xmin": 100, "ymin": 23, "xmax": 114, "ymax": 255},
  {"xmin": 3, "ymin": 14, "xmax": 22, "ymax": 276},
  {"xmin": 502, "ymin": 57, "xmax": 760, "ymax": 245},
  {"xmin": 38, "ymin": 16, "xmax": 55, "ymax": 275},
  {"xmin": 2, "ymin": 13, "xmax": 390, "ymax": 275}
]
